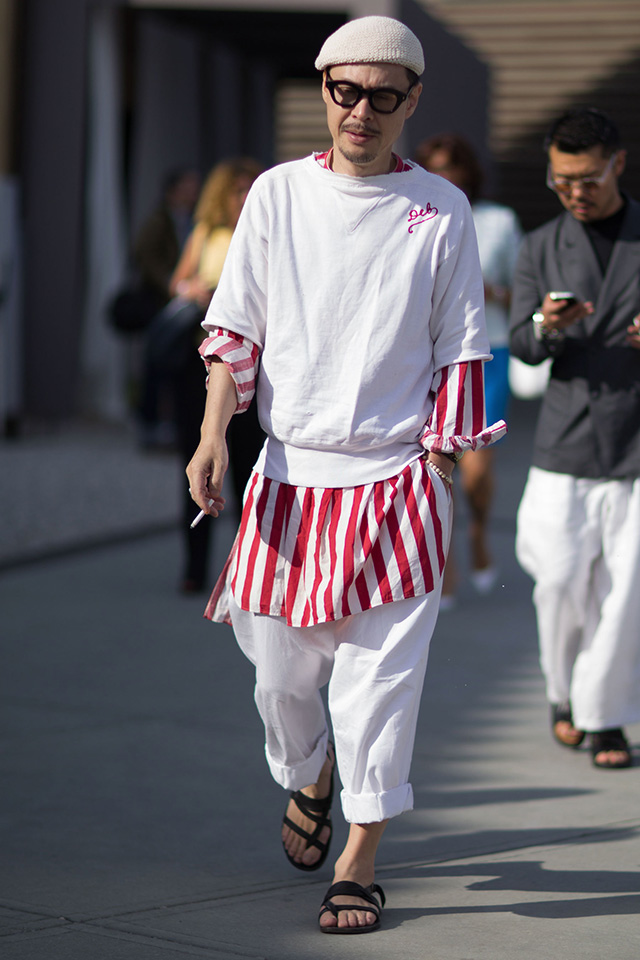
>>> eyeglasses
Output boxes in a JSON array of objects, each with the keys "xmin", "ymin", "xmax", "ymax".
[
  {"xmin": 546, "ymin": 152, "xmax": 618, "ymax": 195},
  {"xmin": 325, "ymin": 73, "xmax": 416, "ymax": 114}
]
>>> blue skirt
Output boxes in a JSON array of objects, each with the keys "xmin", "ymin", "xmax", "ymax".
[{"xmin": 484, "ymin": 347, "xmax": 510, "ymax": 426}]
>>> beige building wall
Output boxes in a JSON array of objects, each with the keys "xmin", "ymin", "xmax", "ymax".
[{"xmin": 419, "ymin": 0, "xmax": 640, "ymax": 228}]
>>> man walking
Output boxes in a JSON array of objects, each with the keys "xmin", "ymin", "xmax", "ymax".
[
  {"xmin": 187, "ymin": 16, "xmax": 504, "ymax": 933},
  {"xmin": 510, "ymin": 108, "xmax": 640, "ymax": 771}
]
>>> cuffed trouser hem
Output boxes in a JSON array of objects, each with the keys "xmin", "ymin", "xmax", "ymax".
[
  {"xmin": 517, "ymin": 469, "xmax": 640, "ymax": 731},
  {"xmin": 265, "ymin": 733, "xmax": 329, "ymax": 792},
  {"xmin": 571, "ymin": 709, "xmax": 640, "ymax": 733},
  {"xmin": 229, "ymin": 592, "xmax": 442, "ymax": 825},
  {"xmin": 340, "ymin": 783, "xmax": 414, "ymax": 824}
]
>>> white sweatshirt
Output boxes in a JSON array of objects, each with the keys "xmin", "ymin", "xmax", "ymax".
[{"xmin": 202, "ymin": 155, "xmax": 492, "ymax": 488}]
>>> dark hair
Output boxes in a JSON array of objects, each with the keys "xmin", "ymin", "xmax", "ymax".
[
  {"xmin": 414, "ymin": 133, "xmax": 484, "ymax": 202},
  {"xmin": 544, "ymin": 108, "xmax": 620, "ymax": 156},
  {"xmin": 162, "ymin": 168, "xmax": 197, "ymax": 196}
]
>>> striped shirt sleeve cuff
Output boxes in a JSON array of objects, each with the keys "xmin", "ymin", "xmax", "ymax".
[
  {"xmin": 199, "ymin": 328, "xmax": 261, "ymax": 413},
  {"xmin": 419, "ymin": 359, "xmax": 507, "ymax": 455}
]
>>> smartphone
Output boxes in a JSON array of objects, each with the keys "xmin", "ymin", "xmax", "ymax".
[{"xmin": 549, "ymin": 291, "xmax": 577, "ymax": 309}]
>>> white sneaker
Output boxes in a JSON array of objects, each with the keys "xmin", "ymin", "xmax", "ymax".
[{"xmin": 469, "ymin": 566, "xmax": 498, "ymax": 595}]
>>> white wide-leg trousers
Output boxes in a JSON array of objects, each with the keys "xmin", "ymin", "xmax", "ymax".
[
  {"xmin": 516, "ymin": 466, "xmax": 640, "ymax": 731},
  {"xmin": 229, "ymin": 589, "xmax": 442, "ymax": 823}
]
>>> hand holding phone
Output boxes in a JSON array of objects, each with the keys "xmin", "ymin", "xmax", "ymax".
[
  {"xmin": 549, "ymin": 291, "xmax": 577, "ymax": 310},
  {"xmin": 537, "ymin": 291, "xmax": 593, "ymax": 336}
]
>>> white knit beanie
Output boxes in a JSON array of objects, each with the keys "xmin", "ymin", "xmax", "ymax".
[{"xmin": 315, "ymin": 16, "xmax": 425, "ymax": 77}]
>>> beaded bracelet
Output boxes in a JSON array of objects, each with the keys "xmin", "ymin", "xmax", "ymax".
[{"xmin": 426, "ymin": 459, "xmax": 454, "ymax": 487}]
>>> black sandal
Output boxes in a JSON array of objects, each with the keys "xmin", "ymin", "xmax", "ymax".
[
  {"xmin": 551, "ymin": 703, "xmax": 585, "ymax": 749},
  {"xmin": 591, "ymin": 728, "xmax": 632, "ymax": 769},
  {"xmin": 282, "ymin": 756, "xmax": 334, "ymax": 872},
  {"xmin": 319, "ymin": 881, "xmax": 385, "ymax": 934}
]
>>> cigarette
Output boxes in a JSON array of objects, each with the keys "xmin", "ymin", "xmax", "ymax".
[{"xmin": 190, "ymin": 499, "xmax": 215, "ymax": 529}]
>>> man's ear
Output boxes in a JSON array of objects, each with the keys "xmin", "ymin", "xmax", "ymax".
[
  {"xmin": 405, "ymin": 82, "xmax": 423, "ymax": 120},
  {"xmin": 614, "ymin": 149, "xmax": 627, "ymax": 178},
  {"xmin": 321, "ymin": 71, "xmax": 330, "ymax": 105}
]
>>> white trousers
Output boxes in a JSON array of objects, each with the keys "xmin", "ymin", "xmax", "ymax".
[
  {"xmin": 229, "ymin": 588, "xmax": 442, "ymax": 823},
  {"xmin": 516, "ymin": 467, "xmax": 640, "ymax": 731}
]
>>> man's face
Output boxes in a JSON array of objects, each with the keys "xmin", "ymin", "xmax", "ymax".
[
  {"xmin": 547, "ymin": 144, "xmax": 626, "ymax": 222},
  {"xmin": 321, "ymin": 63, "xmax": 422, "ymax": 177}
]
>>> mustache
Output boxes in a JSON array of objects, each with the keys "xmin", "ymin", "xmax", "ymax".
[{"xmin": 341, "ymin": 123, "xmax": 378, "ymax": 136}]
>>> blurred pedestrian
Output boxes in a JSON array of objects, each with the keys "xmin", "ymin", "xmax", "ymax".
[
  {"xmin": 135, "ymin": 168, "xmax": 201, "ymax": 304},
  {"xmin": 416, "ymin": 134, "xmax": 521, "ymax": 604},
  {"xmin": 510, "ymin": 108, "xmax": 640, "ymax": 769},
  {"xmin": 168, "ymin": 159, "xmax": 265, "ymax": 593},
  {"xmin": 134, "ymin": 168, "xmax": 201, "ymax": 447}
]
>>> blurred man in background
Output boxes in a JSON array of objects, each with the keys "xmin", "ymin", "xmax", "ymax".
[{"xmin": 510, "ymin": 108, "xmax": 640, "ymax": 771}]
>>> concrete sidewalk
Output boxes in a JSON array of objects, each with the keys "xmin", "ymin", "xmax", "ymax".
[
  {"xmin": 0, "ymin": 420, "xmax": 180, "ymax": 569},
  {"xmin": 1, "ymin": 402, "xmax": 638, "ymax": 959}
]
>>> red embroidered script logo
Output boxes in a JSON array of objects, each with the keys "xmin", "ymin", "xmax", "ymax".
[{"xmin": 408, "ymin": 203, "xmax": 438, "ymax": 233}]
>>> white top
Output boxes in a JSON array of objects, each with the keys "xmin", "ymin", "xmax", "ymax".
[
  {"xmin": 472, "ymin": 200, "xmax": 523, "ymax": 349},
  {"xmin": 203, "ymin": 155, "xmax": 491, "ymax": 487}
]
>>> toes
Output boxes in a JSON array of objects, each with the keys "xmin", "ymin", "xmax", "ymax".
[
  {"xmin": 339, "ymin": 909, "xmax": 375, "ymax": 929},
  {"xmin": 594, "ymin": 749, "xmax": 630, "ymax": 768},
  {"xmin": 282, "ymin": 825, "xmax": 302, "ymax": 861},
  {"xmin": 283, "ymin": 796, "xmax": 331, "ymax": 866},
  {"xmin": 300, "ymin": 825, "xmax": 330, "ymax": 866},
  {"xmin": 282, "ymin": 823, "xmax": 328, "ymax": 865},
  {"xmin": 319, "ymin": 900, "xmax": 377, "ymax": 930},
  {"xmin": 286, "ymin": 832, "xmax": 307, "ymax": 863},
  {"xmin": 553, "ymin": 720, "xmax": 583, "ymax": 745},
  {"xmin": 301, "ymin": 847, "xmax": 319, "ymax": 867},
  {"xmin": 319, "ymin": 911, "xmax": 337, "ymax": 929}
]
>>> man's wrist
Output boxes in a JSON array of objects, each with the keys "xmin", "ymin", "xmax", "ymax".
[
  {"xmin": 426, "ymin": 458, "xmax": 453, "ymax": 487},
  {"xmin": 425, "ymin": 451, "xmax": 457, "ymax": 480},
  {"xmin": 532, "ymin": 310, "xmax": 565, "ymax": 341}
]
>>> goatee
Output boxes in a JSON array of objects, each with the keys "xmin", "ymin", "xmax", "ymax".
[{"xmin": 337, "ymin": 144, "xmax": 378, "ymax": 166}]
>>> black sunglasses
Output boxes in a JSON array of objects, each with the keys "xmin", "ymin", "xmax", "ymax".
[{"xmin": 325, "ymin": 73, "xmax": 416, "ymax": 115}]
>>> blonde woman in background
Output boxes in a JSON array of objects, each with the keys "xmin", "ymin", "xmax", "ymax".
[
  {"xmin": 170, "ymin": 158, "xmax": 261, "ymax": 306},
  {"xmin": 167, "ymin": 158, "xmax": 265, "ymax": 593}
]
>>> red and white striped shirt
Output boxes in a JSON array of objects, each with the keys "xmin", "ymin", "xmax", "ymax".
[{"xmin": 202, "ymin": 330, "xmax": 505, "ymax": 627}]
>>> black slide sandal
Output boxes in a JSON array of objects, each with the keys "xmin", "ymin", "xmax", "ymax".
[
  {"xmin": 282, "ymin": 761, "xmax": 333, "ymax": 872},
  {"xmin": 319, "ymin": 880, "xmax": 385, "ymax": 934},
  {"xmin": 591, "ymin": 728, "xmax": 632, "ymax": 769}
]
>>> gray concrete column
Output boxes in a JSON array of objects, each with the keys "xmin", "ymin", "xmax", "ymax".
[
  {"xmin": 205, "ymin": 41, "xmax": 244, "ymax": 164},
  {"xmin": 21, "ymin": 0, "xmax": 91, "ymax": 419},
  {"xmin": 247, "ymin": 59, "xmax": 275, "ymax": 168}
]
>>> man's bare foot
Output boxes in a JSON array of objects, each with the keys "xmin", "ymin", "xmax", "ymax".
[
  {"xmin": 593, "ymin": 746, "xmax": 631, "ymax": 767},
  {"xmin": 319, "ymin": 877, "xmax": 380, "ymax": 930},
  {"xmin": 319, "ymin": 822, "xmax": 388, "ymax": 931},
  {"xmin": 591, "ymin": 728, "xmax": 632, "ymax": 769},
  {"xmin": 553, "ymin": 718, "xmax": 584, "ymax": 747},
  {"xmin": 551, "ymin": 704, "xmax": 585, "ymax": 748},
  {"xmin": 282, "ymin": 746, "xmax": 334, "ymax": 869},
  {"xmin": 319, "ymin": 879, "xmax": 384, "ymax": 933}
]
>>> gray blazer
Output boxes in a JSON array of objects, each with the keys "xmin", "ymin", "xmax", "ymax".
[{"xmin": 509, "ymin": 196, "xmax": 640, "ymax": 479}]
